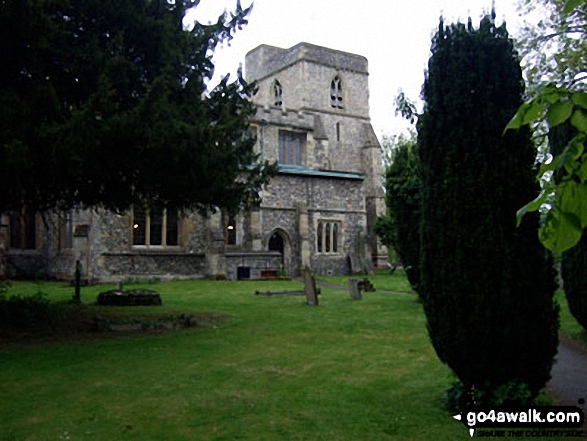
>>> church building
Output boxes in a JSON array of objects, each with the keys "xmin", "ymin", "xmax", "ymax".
[{"xmin": 0, "ymin": 42, "xmax": 387, "ymax": 281}]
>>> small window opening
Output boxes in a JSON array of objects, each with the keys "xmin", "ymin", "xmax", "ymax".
[
  {"xmin": 226, "ymin": 214, "xmax": 237, "ymax": 246},
  {"xmin": 330, "ymin": 76, "xmax": 343, "ymax": 109},
  {"xmin": 274, "ymin": 80, "xmax": 283, "ymax": 107}
]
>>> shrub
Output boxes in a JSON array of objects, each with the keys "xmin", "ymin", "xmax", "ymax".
[
  {"xmin": 0, "ymin": 291, "xmax": 54, "ymax": 330},
  {"xmin": 444, "ymin": 380, "xmax": 533, "ymax": 412}
]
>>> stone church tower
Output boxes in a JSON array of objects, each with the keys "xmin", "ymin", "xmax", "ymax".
[
  {"xmin": 0, "ymin": 42, "xmax": 387, "ymax": 281},
  {"xmin": 233, "ymin": 42, "xmax": 388, "ymax": 277}
]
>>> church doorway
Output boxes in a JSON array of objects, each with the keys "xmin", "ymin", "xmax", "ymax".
[
  {"xmin": 267, "ymin": 229, "xmax": 292, "ymax": 274},
  {"xmin": 268, "ymin": 232, "xmax": 284, "ymax": 263}
]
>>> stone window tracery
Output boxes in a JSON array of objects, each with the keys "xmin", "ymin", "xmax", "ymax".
[
  {"xmin": 132, "ymin": 207, "xmax": 179, "ymax": 247},
  {"xmin": 330, "ymin": 76, "xmax": 343, "ymax": 109},
  {"xmin": 316, "ymin": 221, "xmax": 340, "ymax": 253}
]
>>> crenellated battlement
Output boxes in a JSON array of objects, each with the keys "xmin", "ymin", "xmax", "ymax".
[{"xmin": 245, "ymin": 42, "xmax": 368, "ymax": 82}]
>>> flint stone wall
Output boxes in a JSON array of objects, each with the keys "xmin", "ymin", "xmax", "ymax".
[
  {"xmin": 260, "ymin": 173, "xmax": 366, "ymax": 276},
  {"xmin": 225, "ymin": 252, "xmax": 283, "ymax": 280},
  {"xmin": 89, "ymin": 209, "xmax": 209, "ymax": 281},
  {"xmin": 98, "ymin": 252, "xmax": 206, "ymax": 281}
]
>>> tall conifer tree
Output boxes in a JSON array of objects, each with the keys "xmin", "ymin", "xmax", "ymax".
[{"xmin": 417, "ymin": 14, "xmax": 559, "ymax": 407}]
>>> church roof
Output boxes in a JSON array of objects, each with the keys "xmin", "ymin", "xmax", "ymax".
[{"xmin": 278, "ymin": 165, "xmax": 364, "ymax": 180}]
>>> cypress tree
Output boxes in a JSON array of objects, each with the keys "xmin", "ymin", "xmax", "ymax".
[{"xmin": 418, "ymin": 15, "xmax": 559, "ymax": 407}]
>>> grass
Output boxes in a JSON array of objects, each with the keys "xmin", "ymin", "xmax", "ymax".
[
  {"xmin": 0, "ymin": 272, "xmax": 583, "ymax": 440},
  {"xmin": 556, "ymin": 289, "xmax": 587, "ymax": 345},
  {"xmin": 316, "ymin": 269, "xmax": 414, "ymax": 293}
]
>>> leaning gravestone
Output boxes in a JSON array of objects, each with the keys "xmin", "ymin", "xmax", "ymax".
[
  {"xmin": 303, "ymin": 267, "xmax": 318, "ymax": 306},
  {"xmin": 349, "ymin": 279, "xmax": 362, "ymax": 300}
]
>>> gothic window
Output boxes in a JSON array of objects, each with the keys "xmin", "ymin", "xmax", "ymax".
[
  {"xmin": 8, "ymin": 208, "xmax": 37, "ymax": 250},
  {"xmin": 316, "ymin": 221, "xmax": 341, "ymax": 254},
  {"xmin": 225, "ymin": 213, "xmax": 237, "ymax": 246},
  {"xmin": 58, "ymin": 211, "xmax": 74, "ymax": 250},
  {"xmin": 278, "ymin": 130, "xmax": 305, "ymax": 165},
  {"xmin": 273, "ymin": 80, "xmax": 283, "ymax": 107},
  {"xmin": 132, "ymin": 207, "xmax": 179, "ymax": 247},
  {"xmin": 330, "ymin": 76, "xmax": 343, "ymax": 109}
]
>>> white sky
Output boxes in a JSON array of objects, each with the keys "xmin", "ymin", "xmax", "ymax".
[{"xmin": 186, "ymin": 0, "xmax": 531, "ymax": 140}]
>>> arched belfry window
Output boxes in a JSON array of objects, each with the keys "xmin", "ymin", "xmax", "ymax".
[
  {"xmin": 330, "ymin": 76, "xmax": 343, "ymax": 109},
  {"xmin": 273, "ymin": 80, "xmax": 283, "ymax": 107}
]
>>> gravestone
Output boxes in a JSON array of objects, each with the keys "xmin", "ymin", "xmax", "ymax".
[
  {"xmin": 73, "ymin": 260, "xmax": 82, "ymax": 304},
  {"xmin": 349, "ymin": 279, "xmax": 362, "ymax": 300},
  {"xmin": 303, "ymin": 267, "xmax": 318, "ymax": 306}
]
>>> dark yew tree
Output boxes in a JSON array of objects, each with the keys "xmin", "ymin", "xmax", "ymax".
[
  {"xmin": 417, "ymin": 14, "xmax": 559, "ymax": 408},
  {"xmin": 375, "ymin": 135, "xmax": 421, "ymax": 291},
  {"xmin": 0, "ymin": 0, "xmax": 276, "ymax": 214},
  {"xmin": 561, "ymin": 235, "xmax": 587, "ymax": 330}
]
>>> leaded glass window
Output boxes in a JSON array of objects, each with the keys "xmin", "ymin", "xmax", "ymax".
[
  {"xmin": 132, "ymin": 208, "xmax": 179, "ymax": 247},
  {"xmin": 316, "ymin": 221, "xmax": 341, "ymax": 254}
]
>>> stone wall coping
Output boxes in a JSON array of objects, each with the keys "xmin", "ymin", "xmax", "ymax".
[
  {"xmin": 225, "ymin": 251, "xmax": 282, "ymax": 258},
  {"xmin": 102, "ymin": 251, "xmax": 206, "ymax": 257},
  {"xmin": 260, "ymin": 205, "xmax": 367, "ymax": 216},
  {"xmin": 252, "ymin": 105, "xmax": 371, "ymax": 125},
  {"xmin": 253, "ymin": 107, "xmax": 315, "ymax": 130},
  {"xmin": 6, "ymin": 249, "xmax": 42, "ymax": 255}
]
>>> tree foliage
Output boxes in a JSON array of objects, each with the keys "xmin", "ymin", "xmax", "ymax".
[
  {"xmin": 508, "ymin": 0, "xmax": 587, "ymax": 252},
  {"xmin": 375, "ymin": 131, "xmax": 421, "ymax": 290},
  {"xmin": 0, "ymin": 0, "xmax": 276, "ymax": 215},
  {"xmin": 550, "ymin": 123, "xmax": 587, "ymax": 330},
  {"xmin": 418, "ymin": 14, "xmax": 558, "ymax": 408}
]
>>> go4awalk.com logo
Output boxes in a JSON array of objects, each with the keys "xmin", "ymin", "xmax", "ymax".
[{"xmin": 453, "ymin": 406, "xmax": 585, "ymax": 438}]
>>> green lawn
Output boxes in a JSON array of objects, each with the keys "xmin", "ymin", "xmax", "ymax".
[
  {"xmin": 556, "ymin": 289, "xmax": 587, "ymax": 345},
  {"xmin": 0, "ymin": 274, "xmax": 583, "ymax": 440},
  {"xmin": 316, "ymin": 269, "xmax": 414, "ymax": 293}
]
